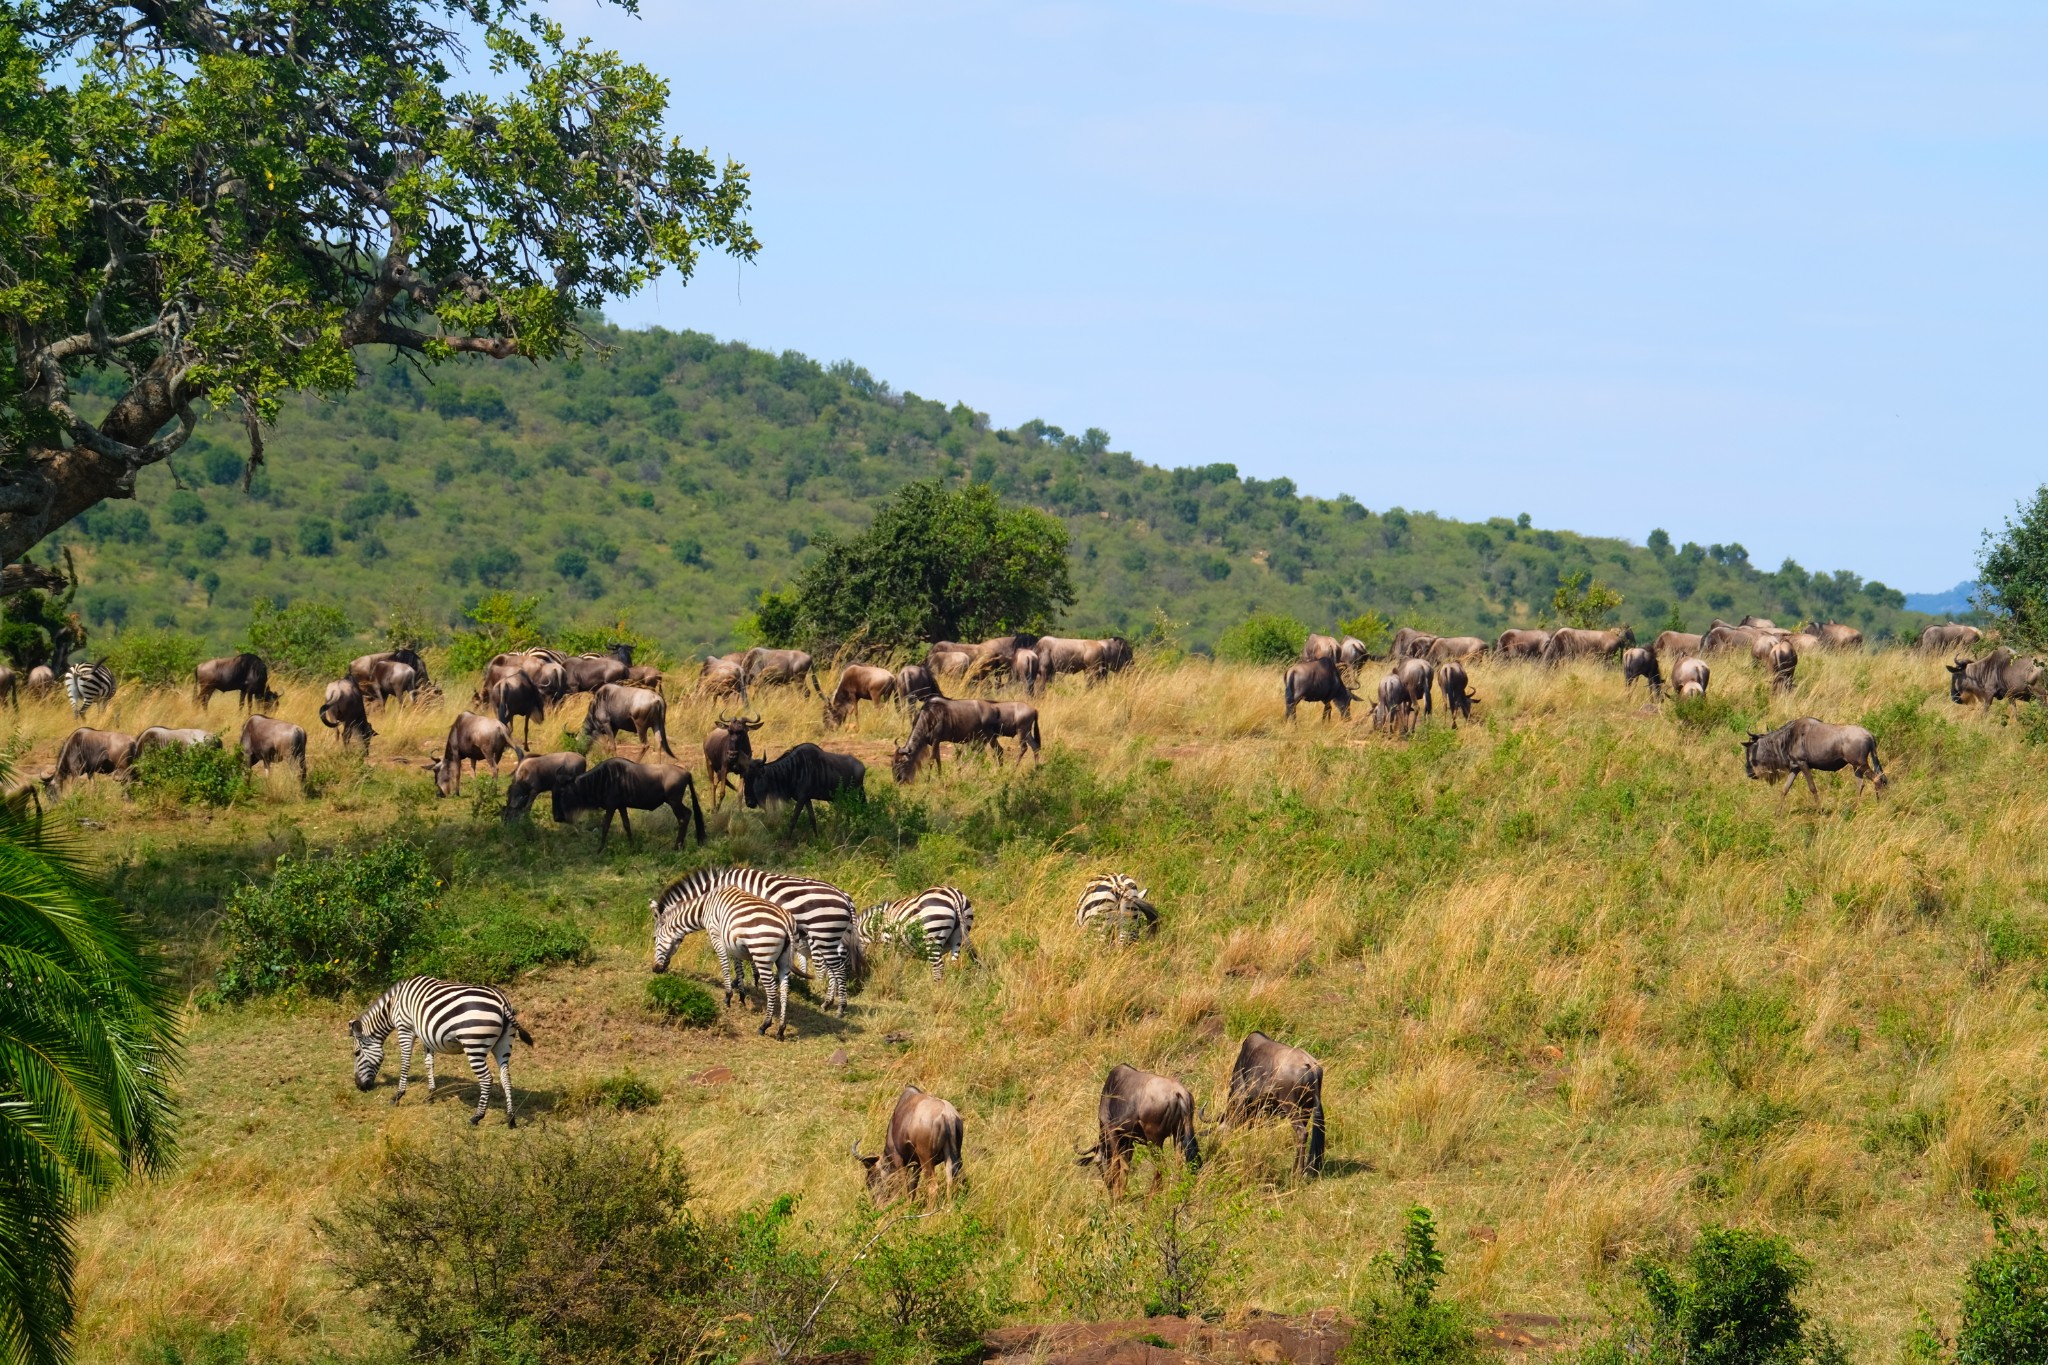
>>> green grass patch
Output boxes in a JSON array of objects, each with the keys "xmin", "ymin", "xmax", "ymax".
[
  {"xmin": 130, "ymin": 740, "xmax": 249, "ymax": 809},
  {"xmin": 646, "ymin": 974, "xmax": 720, "ymax": 1027}
]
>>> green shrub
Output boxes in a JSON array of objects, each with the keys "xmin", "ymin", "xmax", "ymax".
[
  {"xmin": 1342, "ymin": 1207, "xmax": 1479, "ymax": 1365},
  {"xmin": 647, "ymin": 975, "xmax": 720, "ymax": 1027},
  {"xmin": 213, "ymin": 837, "xmax": 438, "ymax": 1001},
  {"xmin": 844, "ymin": 1209, "xmax": 1005, "ymax": 1365},
  {"xmin": 129, "ymin": 740, "xmax": 248, "ymax": 809},
  {"xmin": 412, "ymin": 906, "xmax": 590, "ymax": 983},
  {"xmin": 569, "ymin": 1070, "xmax": 663, "ymax": 1113},
  {"xmin": 104, "ymin": 627, "xmax": 203, "ymax": 690},
  {"xmin": 1339, "ymin": 610, "xmax": 1391, "ymax": 656},
  {"xmin": 1044, "ymin": 1168, "xmax": 1238, "ymax": 1321},
  {"xmin": 1215, "ymin": 612, "xmax": 1310, "ymax": 665},
  {"xmin": 445, "ymin": 591, "xmax": 545, "ymax": 675},
  {"xmin": 1577, "ymin": 1225, "xmax": 1847, "ymax": 1365},
  {"xmin": 2019, "ymin": 704, "xmax": 2048, "ymax": 749},
  {"xmin": 1950, "ymin": 1211, "xmax": 2048, "ymax": 1364},
  {"xmin": 1672, "ymin": 691, "xmax": 1747, "ymax": 737},
  {"xmin": 243, "ymin": 599, "xmax": 354, "ymax": 679}
]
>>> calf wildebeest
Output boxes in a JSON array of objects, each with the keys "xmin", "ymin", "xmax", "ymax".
[
  {"xmin": 42, "ymin": 728, "xmax": 138, "ymax": 794},
  {"xmin": 698, "ymin": 652, "xmax": 750, "ymax": 700},
  {"xmin": 897, "ymin": 662, "xmax": 944, "ymax": 703},
  {"xmin": 1427, "ymin": 635, "xmax": 1487, "ymax": 664},
  {"xmin": 1438, "ymin": 660, "xmax": 1477, "ymax": 726},
  {"xmin": 1337, "ymin": 636, "xmax": 1372, "ymax": 673},
  {"xmin": 853, "ymin": 1085, "xmax": 965, "ymax": 1203},
  {"xmin": 743, "ymin": 743, "xmax": 868, "ymax": 832},
  {"xmin": 742, "ymin": 646, "xmax": 823, "ymax": 696},
  {"xmin": 1543, "ymin": 625, "xmax": 1635, "ymax": 663},
  {"xmin": 893, "ymin": 697, "xmax": 1003, "ymax": 779},
  {"xmin": 582, "ymin": 682, "xmax": 675, "ymax": 758},
  {"xmin": 1395, "ymin": 657, "xmax": 1435, "ymax": 715},
  {"xmin": 1372, "ymin": 673, "xmax": 1415, "ymax": 736},
  {"xmin": 552, "ymin": 758, "xmax": 707, "ymax": 848},
  {"xmin": 486, "ymin": 670, "xmax": 547, "ymax": 746},
  {"xmin": 1652, "ymin": 630, "xmax": 1703, "ymax": 659},
  {"xmin": 239, "ymin": 716, "xmax": 306, "ymax": 778},
  {"xmin": 1076, "ymin": 1064, "xmax": 1199, "ymax": 1195},
  {"xmin": 1302, "ymin": 633, "xmax": 1340, "ymax": 663},
  {"xmin": 425, "ymin": 714, "xmax": 524, "ymax": 797},
  {"xmin": 1767, "ymin": 639, "xmax": 1798, "ymax": 692},
  {"xmin": 502, "ymin": 751, "xmax": 588, "ymax": 820},
  {"xmin": 1621, "ymin": 647, "xmax": 1664, "ymax": 699},
  {"xmin": 1742, "ymin": 717, "xmax": 1887, "ymax": 806},
  {"xmin": 1218, "ymin": 1032, "xmax": 1325, "ymax": 1178},
  {"xmin": 195, "ymin": 653, "xmax": 277, "ymax": 710},
  {"xmin": 1919, "ymin": 622, "xmax": 1984, "ymax": 654},
  {"xmin": 1389, "ymin": 627, "xmax": 1438, "ymax": 661},
  {"xmin": 992, "ymin": 701, "xmax": 1042, "ymax": 762},
  {"xmin": 135, "ymin": 726, "xmax": 220, "ymax": 757},
  {"xmin": 703, "ymin": 713, "xmax": 765, "ymax": 808},
  {"xmin": 1673, "ymin": 657, "xmax": 1711, "ymax": 699},
  {"xmin": 1283, "ymin": 657, "xmax": 1357, "ymax": 722},
  {"xmin": 1495, "ymin": 628, "xmax": 1552, "ymax": 660},
  {"xmin": 318, "ymin": 678, "xmax": 376, "ymax": 751},
  {"xmin": 825, "ymin": 664, "xmax": 899, "ymax": 727},
  {"xmin": 350, "ymin": 648, "xmax": 429, "ymax": 704},
  {"xmin": 1949, "ymin": 648, "xmax": 2045, "ymax": 710}
]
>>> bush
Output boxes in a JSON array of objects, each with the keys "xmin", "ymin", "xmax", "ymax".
[
  {"xmin": 647, "ymin": 974, "xmax": 721, "ymax": 1027},
  {"xmin": 213, "ymin": 838, "xmax": 438, "ymax": 1001},
  {"xmin": 445, "ymin": 591, "xmax": 545, "ymax": 675},
  {"xmin": 411, "ymin": 905, "xmax": 590, "ymax": 983},
  {"xmin": 1339, "ymin": 610, "xmax": 1391, "ymax": 656},
  {"xmin": 1672, "ymin": 691, "xmax": 1748, "ymax": 738},
  {"xmin": 1944, "ymin": 1210, "xmax": 2048, "ymax": 1363},
  {"xmin": 104, "ymin": 627, "xmax": 203, "ymax": 690},
  {"xmin": 1045, "ymin": 1168, "xmax": 1238, "ymax": 1321},
  {"xmin": 243, "ymin": 599, "xmax": 354, "ymax": 679},
  {"xmin": 1343, "ymin": 1208, "xmax": 1479, "ymax": 1365},
  {"xmin": 569, "ymin": 1070, "xmax": 663, "ymax": 1113},
  {"xmin": 845, "ymin": 1209, "xmax": 1005, "ymax": 1365},
  {"xmin": 1577, "ymin": 1225, "xmax": 1847, "ymax": 1365},
  {"xmin": 1216, "ymin": 612, "xmax": 1309, "ymax": 665},
  {"xmin": 129, "ymin": 741, "xmax": 248, "ymax": 809}
]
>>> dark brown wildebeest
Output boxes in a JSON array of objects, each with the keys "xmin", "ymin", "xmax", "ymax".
[
  {"xmin": 1218, "ymin": 1032, "xmax": 1325, "ymax": 1178},
  {"xmin": 967, "ymin": 634, "xmax": 1039, "ymax": 677},
  {"xmin": 703, "ymin": 713, "xmax": 764, "ymax": 808},
  {"xmin": 552, "ymin": 651, "xmax": 630, "ymax": 694},
  {"xmin": 1767, "ymin": 639, "xmax": 1798, "ymax": 692},
  {"xmin": 1495, "ymin": 628, "xmax": 1552, "ymax": 660},
  {"xmin": 1395, "ymin": 657, "xmax": 1435, "ymax": 716},
  {"xmin": 1302, "ymin": 633, "xmax": 1340, "ymax": 663},
  {"xmin": 1283, "ymin": 657, "xmax": 1357, "ymax": 722},
  {"xmin": 195, "ymin": 653, "xmax": 277, "ymax": 710},
  {"xmin": 1919, "ymin": 622, "xmax": 1985, "ymax": 654},
  {"xmin": 624, "ymin": 665, "xmax": 665, "ymax": 695},
  {"xmin": 350, "ymin": 649, "xmax": 429, "ymax": 704},
  {"xmin": 897, "ymin": 662, "xmax": 944, "ymax": 703},
  {"xmin": 1372, "ymin": 673, "xmax": 1415, "ymax": 736},
  {"xmin": 1948, "ymin": 648, "xmax": 2045, "ymax": 710},
  {"xmin": 698, "ymin": 652, "xmax": 750, "ymax": 701},
  {"xmin": 1673, "ymin": 657, "xmax": 1711, "ymax": 699},
  {"xmin": 1389, "ymin": 627, "xmax": 1438, "ymax": 661},
  {"xmin": 425, "ymin": 714, "xmax": 524, "ymax": 797},
  {"xmin": 553, "ymin": 759, "xmax": 707, "ymax": 848},
  {"xmin": 852, "ymin": 1085, "xmax": 964, "ymax": 1203},
  {"xmin": 742, "ymin": 646, "xmax": 823, "ymax": 697},
  {"xmin": 502, "ymin": 751, "xmax": 588, "ymax": 820},
  {"xmin": 1621, "ymin": 647, "xmax": 1664, "ymax": 699},
  {"xmin": 1438, "ymin": 660, "xmax": 1477, "ymax": 726},
  {"xmin": 1742, "ymin": 717, "xmax": 1887, "ymax": 805},
  {"xmin": 319, "ymin": 679, "xmax": 376, "ymax": 751},
  {"xmin": 486, "ymin": 670, "xmax": 547, "ymax": 746},
  {"xmin": 992, "ymin": 701, "xmax": 1042, "ymax": 762},
  {"xmin": 1543, "ymin": 625, "xmax": 1636, "ymax": 663},
  {"xmin": 893, "ymin": 698, "xmax": 1002, "ymax": 779},
  {"xmin": 1075, "ymin": 1064, "xmax": 1199, "ymax": 1196},
  {"xmin": 482, "ymin": 652, "xmax": 567, "ymax": 706},
  {"xmin": 42, "ymin": 728, "xmax": 138, "ymax": 794},
  {"xmin": 581, "ymin": 683, "xmax": 674, "ymax": 758},
  {"xmin": 1337, "ymin": 636, "xmax": 1372, "ymax": 673},
  {"xmin": 1034, "ymin": 636, "xmax": 1129, "ymax": 684},
  {"xmin": 1426, "ymin": 636, "xmax": 1487, "ymax": 664},
  {"xmin": 135, "ymin": 726, "xmax": 220, "ymax": 757},
  {"xmin": 825, "ymin": 664, "xmax": 899, "ymax": 727},
  {"xmin": 239, "ymin": 716, "xmax": 307, "ymax": 778},
  {"xmin": 743, "ymin": 743, "xmax": 868, "ymax": 832},
  {"xmin": 1653, "ymin": 630, "xmax": 1703, "ymax": 659}
]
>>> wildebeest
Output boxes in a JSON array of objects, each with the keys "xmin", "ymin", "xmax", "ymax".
[
  {"xmin": 698, "ymin": 652, "xmax": 750, "ymax": 700},
  {"xmin": 1010, "ymin": 647, "xmax": 1046, "ymax": 696},
  {"xmin": 992, "ymin": 701, "xmax": 1042, "ymax": 762},
  {"xmin": 1673, "ymin": 657, "xmax": 1711, "ymax": 699},
  {"xmin": 742, "ymin": 646, "xmax": 823, "ymax": 696},
  {"xmin": 425, "ymin": 714, "xmax": 524, "ymax": 797},
  {"xmin": 1767, "ymin": 639, "xmax": 1798, "ymax": 693},
  {"xmin": 1495, "ymin": 629, "xmax": 1552, "ymax": 660},
  {"xmin": 319, "ymin": 679, "xmax": 376, "ymax": 751},
  {"xmin": 1389, "ymin": 627, "xmax": 1438, "ymax": 661},
  {"xmin": 24, "ymin": 664, "xmax": 55, "ymax": 695},
  {"xmin": 1740, "ymin": 615, "xmax": 1778, "ymax": 630},
  {"xmin": 927, "ymin": 642, "xmax": 976, "ymax": 677},
  {"xmin": 1372, "ymin": 673, "xmax": 1415, "ymax": 736},
  {"xmin": 1543, "ymin": 625, "xmax": 1635, "ymax": 663},
  {"xmin": 1395, "ymin": 657, "xmax": 1435, "ymax": 716},
  {"xmin": 502, "ymin": 751, "xmax": 588, "ymax": 820},
  {"xmin": 1621, "ymin": 647, "xmax": 1664, "ymax": 699},
  {"xmin": 1741, "ymin": 717, "xmax": 1887, "ymax": 805},
  {"xmin": 0, "ymin": 664, "xmax": 14, "ymax": 709},
  {"xmin": 552, "ymin": 758, "xmax": 707, "ymax": 848},
  {"xmin": 853, "ymin": 1085, "xmax": 964, "ymax": 1203},
  {"xmin": 582, "ymin": 682, "xmax": 675, "ymax": 758},
  {"xmin": 743, "ymin": 743, "xmax": 868, "ymax": 832},
  {"xmin": 1302, "ymin": 633, "xmax": 1340, "ymax": 663},
  {"xmin": 350, "ymin": 648, "xmax": 429, "ymax": 704},
  {"xmin": 482, "ymin": 652, "xmax": 569, "ymax": 708},
  {"xmin": 703, "ymin": 713, "xmax": 764, "ymax": 808},
  {"xmin": 239, "ymin": 716, "xmax": 306, "ymax": 778},
  {"xmin": 486, "ymin": 670, "xmax": 547, "ymax": 746},
  {"xmin": 824, "ymin": 664, "xmax": 899, "ymax": 727},
  {"xmin": 1076, "ymin": 1064, "xmax": 1199, "ymax": 1195},
  {"xmin": 1283, "ymin": 657, "xmax": 1357, "ymax": 722},
  {"xmin": 1700, "ymin": 624, "xmax": 1763, "ymax": 656},
  {"xmin": 1033, "ymin": 636, "xmax": 1132, "ymax": 683},
  {"xmin": 1652, "ymin": 630, "xmax": 1703, "ymax": 659},
  {"xmin": 42, "ymin": 728, "xmax": 138, "ymax": 793},
  {"xmin": 195, "ymin": 653, "xmax": 277, "ymax": 710},
  {"xmin": 134, "ymin": 726, "xmax": 220, "ymax": 757},
  {"xmin": 624, "ymin": 664, "xmax": 666, "ymax": 695},
  {"xmin": 1948, "ymin": 648, "xmax": 2045, "ymax": 710},
  {"xmin": 552, "ymin": 651, "xmax": 630, "ymax": 694},
  {"xmin": 1336, "ymin": 636, "xmax": 1372, "ymax": 673},
  {"xmin": 893, "ymin": 698, "xmax": 1002, "ymax": 779},
  {"xmin": 1426, "ymin": 636, "xmax": 1487, "ymax": 664},
  {"xmin": 1219, "ymin": 1032, "xmax": 1325, "ymax": 1178},
  {"xmin": 897, "ymin": 662, "xmax": 944, "ymax": 703},
  {"xmin": 1438, "ymin": 660, "xmax": 1477, "ymax": 726},
  {"xmin": 1919, "ymin": 622, "xmax": 1984, "ymax": 654}
]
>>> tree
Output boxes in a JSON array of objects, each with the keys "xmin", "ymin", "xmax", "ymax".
[
  {"xmin": 1980, "ymin": 486, "xmax": 2048, "ymax": 645},
  {"xmin": 0, "ymin": 0, "xmax": 758, "ymax": 564},
  {"xmin": 1551, "ymin": 569, "xmax": 1624, "ymax": 629},
  {"xmin": 788, "ymin": 482, "xmax": 1074, "ymax": 650},
  {"xmin": 0, "ymin": 762, "xmax": 182, "ymax": 1365}
]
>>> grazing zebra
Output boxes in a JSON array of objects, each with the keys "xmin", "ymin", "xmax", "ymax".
[
  {"xmin": 652, "ymin": 884, "xmax": 798, "ymax": 1038},
  {"xmin": 63, "ymin": 662, "xmax": 115, "ymax": 718},
  {"xmin": 858, "ymin": 886, "xmax": 976, "ymax": 981},
  {"xmin": 1076, "ymin": 873, "xmax": 1158, "ymax": 944},
  {"xmin": 348, "ymin": 977, "xmax": 534, "ymax": 1127},
  {"xmin": 651, "ymin": 868, "xmax": 862, "ymax": 1014}
]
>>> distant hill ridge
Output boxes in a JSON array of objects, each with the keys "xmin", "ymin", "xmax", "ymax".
[
  {"xmin": 53, "ymin": 327, "xmax": 1933, "ymax": 654},
  {"xmin": 1904, "ymin": 582, "xmax": 1979, "ymax": 616}
]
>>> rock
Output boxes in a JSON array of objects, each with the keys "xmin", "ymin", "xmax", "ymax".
[
  {"xmin": 693, "ymin": 1065, "xmax": 735, "ymax": 1085},
  {"xmin": 1469, "ymin": 1224, "xmax": 1497, "ymax": 1244},
  {"xmin": 827, "ymin": 1048, "xmax": 850, "ymax": 1068}
]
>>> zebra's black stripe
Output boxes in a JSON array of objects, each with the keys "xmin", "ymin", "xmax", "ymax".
[
  {"xmin": 349, "ymin": 976, "xmax": 533, "ymax": 1126},
  {"xmin": 63, "ymin": 662, "xmax": 115, "ymax": 718},
  {"xmin": 858, "ymin": 886, "xmax": 975, "ymax": 980},
  {"xmin": 652, "ymin": 884, "xmax": 798, "ymax": 1037},
  {"xmin": 1076, "ymin": 873, "xmax": 1158, "ymax": 945},
  {"xmin": 651, "ymin": 867, "xmax": 861, "ymax": 1013}
]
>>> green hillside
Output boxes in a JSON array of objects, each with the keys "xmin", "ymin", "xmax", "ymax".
[{"xmin": 52, "ymin": 328, "xmax": 1930, "ymax": 656}]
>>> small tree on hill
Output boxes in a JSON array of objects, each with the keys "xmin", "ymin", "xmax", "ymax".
[
  {"xmin": 1551, "ymin": 569, "xmax": 1625, "ymax": 629},
  {"xmin": 1980, "ymin": 486, "xmax": 2048, "ymax": 646}
]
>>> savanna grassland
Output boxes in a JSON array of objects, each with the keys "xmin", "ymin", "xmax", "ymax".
[{"xmin": 29, "ymin": 644, "xmax": 2047, "ymax": 1362}]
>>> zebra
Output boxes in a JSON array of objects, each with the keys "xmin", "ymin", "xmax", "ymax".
[
  {"xmin": 1076, "ymin": 873, "xmax": 1158, "ymax": 944},
  {"xmin": 348, "ymin": 977, "xmax": 534, "ymax": 1126},
  {"xmin": 651, "ymin": 867, "xmax": 862, "ymax": 1014},
  {"xmin": 652, "ymin": 883, "xmax": 798, "ymax": 1038},
  {"xmin": 63, "ymin": 661, "xmax": 115, "ymax": 718},
  {"xmin": 858, "ymin": 886, "xmax": 976, "ymax": 981}
]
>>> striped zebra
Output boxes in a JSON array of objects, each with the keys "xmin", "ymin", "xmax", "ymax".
[
  {"xmin": 63, "ymin": 661, "xmax": 115, "ymax": 718},
  {"xmin": 348, "ymin": 977, "xmax": 534, "ymax": 1126},
  {"xmin": 1076, "ymin": 873, "xmax": 1158, "ymax": 944},
  {"xmin": 652, "ymin": 884, "xmax": 798, "ymax": 1038},
  {"xmin": 858, "ymin": 886, "xmax": 976, "ymax": 981},
  {"xmin": 651, "ymin": 867, "xmax": 862, "ymax": 1014}
]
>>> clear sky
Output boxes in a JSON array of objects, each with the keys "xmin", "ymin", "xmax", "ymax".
[{"xmin": 565, "ymin": 1, "xmax": 2044, "ymax": 592}]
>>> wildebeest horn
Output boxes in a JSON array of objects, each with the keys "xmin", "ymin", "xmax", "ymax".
[{"xmin": 850, "ymin": 1138, "xmax": 864, "ymax": 1161}]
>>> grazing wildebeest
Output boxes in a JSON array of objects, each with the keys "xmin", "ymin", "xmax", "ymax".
[
  {"xmin": 1621, "ymin": 647, "xmax": 1664, "ymax": 699},
  {"xmin": 1427, "ymin": 636, "xmax": 1487, "ymax": 664},
  {"xmin": 1438, "ymin": 660, "xmax": 1477, "ymax": 726},
  {"xmin": 825, "ymin": 664, "xmax": 899, "ymax": 727},
  {"xmin": 927, "ymin": 642, "xmax": 976, "ymax": 677},
  {"xmin": 1336, "ymin": 636, "xmax": 1372, "ymax": 673},
  {"xmin": 195, "ymin": 653, "xmax": 277, "ymax": 710},
  {"xmin": 1700, "ymin": 624, "xmax": 1762, "ymax": 656},
  {"xmin": 319, "ymin": 678, "xmax": 376, "ymax": 751},
  {"xmin": 1302, "ymin": 633, "xmax": 1340, "ymax": 663},
  {"xmin": 698, "ymin": 652, "xmax": 750, "ymax": 700},
  {"xmin": 425, "ymin": 714, "xmax": 524, "ymax": 797},
  {"xmin": 1372, "ymin": 673, "xmax": 1415, "ymax": 736},
  {"xmin": 992, "ymin": 701, "xmax": 1042, "ymax": 762},
  {"xmin": 481, "ymin": 652, "xmax": 568, "ymax": 707},
  {"xmin": 582, "ymin": 682, "xmax": 675, "ymax": 758},
  {"xmin": 1389, "ymin": 628, "xmax": 1438, "ymax": 661},
  {"xmin": 703, "ymin": 713, "xmax": 765, "ymax": 808},
  {"xmin": 1767, "ymin": 639, "xmax": 1798, "ymax": 692},
  {"xmin": 1218, "ymin": 1032, "xmax": 1325, "ymax": 1178},
  {"xmin": 1283, "ymin": 657, "xmax": 1357, "ymax": 722},
  {"xmin": 1034, "ymin": 636, "xmax": 1129, "ymax": 684},
  {"xmin": 502, "ymin": 751, "xmax": 588, "ymax": 820},
  {"xmin": 134, "ymin": 726, "xmax": 220, "ymax": 757},
  {"xmin": 1919, "ymin": 622, "xmax": 1984, "ymax": 654},
  {"xmin": 552, "ymin": 758, "xmax": 707, "ymax": 848},
  {"xmin": 1949, "ymin": 648, "xmax": 2045, "ymax": 710},
  {"xmin": 42, "ymin": 728, "xmax": 138, "ymax": 794},
  {"xmin": 893, "ymin": 698, "xmax": 1003, "ymax": 779},
  {"xmin": 1010, "ymin": 647, "xmax": 1047, "ymax": 696},
  {"xmin": 1543, "ymin": 625, "xmax": 1635, "ymax": 664},
  {"xmin": 1673, "ymin": 657, "xmax": 1711, "ymax": 699},
  {"xmin": 239, "ymin": 716, "xmax": 307, "ymax": 778},
  {"xmin": 742, "ymin": 646, "xmax": 823, "ymax": 697},
  {"xmin": 1076, "ymin": 1064, "xmax": 1199, "ymax": 1196},
  {"xmin": 853, "ymin": 1085, "xmax": 965, "ymax": 1203},
  {"xmin": 1495, "ymin": 629, "xmax": 1552, "ymax": 660},
  {"xmin": 1395, "ymin": 657, "xmax": 1435, "ymax": 715},
  {"xmin": 350, "ymin": 649, "xmax": 429, "ymax": 704},
  {"xmin": 554, "ymin": 651, "xmax": 630, "ymax": 694},
  {"xmin": 486, "ymin": 670, "xmax": 547, "ymax": 746},
  {"xmin": 1652, "ymin": 631, "xmax": 1703, "ymax": 659},
  {"xmin": 743, "ymin": 743, "xmax": 868, "ymax": 832},
  {"xmin": 1742, "ymin": 717, "xmax": 1887, "ymax": 806},
  {"xmin": 897, "ymin": 662, "xmax": 944, "ymax": 703}
]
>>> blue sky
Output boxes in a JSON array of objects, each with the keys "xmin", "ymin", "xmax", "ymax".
[{"xmin": 563, "ymin": 1, "xmax": 2044, "ymax": 591}]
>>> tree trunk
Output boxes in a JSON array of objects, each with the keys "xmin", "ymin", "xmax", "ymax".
[{"xmin": 0, "ymin": 364, "xmax": 187, "ymax": 564}]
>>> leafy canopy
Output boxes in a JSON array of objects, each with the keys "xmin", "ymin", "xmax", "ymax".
[
  {"xmin": 1979, "ymin": 486, "xmax": 2048, "ymax": 646},
  {"xmin": 1551, "ymin": 568, "xmax": 1626, "ymax": 630}
]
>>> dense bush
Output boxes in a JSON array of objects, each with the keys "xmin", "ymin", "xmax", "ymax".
[
  {"xmin": 411, "ymin": 905, "xmax": 590, "ymax": 983},
  {"xmin": 844, "ymin": 1209, "xmax": 1004, "ymax": 1365},
  {"xmin": 1342, "ymin": 1208, "xmax": 1478, "ymax": 1365},
  {"xmin": 1215, "ymin": 612, "xmax": 1309, "ymax": 665},
  {"xmin": 213, "ymin": 838, "xmax": 438, "ymax": 1001},
  {"xmin": 103, "ymin": 627, "xmax": 203, "ymax": 689},
  {"xmin": 1577, "ymin": 1226, "xmax": 1846, "ymax": 1365},
  {"xmin": 242, "ymin": 599, "xmax": 354, "ymax": 679},
  {"xmin": 1910, "ymin": 1210, "xmax": 2048, "ymax": 1364},
  {"xmin": 1045, "ymin": 1168, "xmax": 1237, "ymax": 1321},
  {"xmin": 568, "ymin": 1070, "xmax": 663, "ymax": 1114},
  {"xmin": 129, "ymin": 741, "xmax": 248, "ymax": 809},
  {"xmin": 646, "ymin": 975, "xmax": 720, "ymax": 1027}
]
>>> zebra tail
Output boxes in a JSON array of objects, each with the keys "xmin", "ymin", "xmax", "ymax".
[{"xmin": 513, "ymin": 1019, "xmax": 535, "ymax": 1046}]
